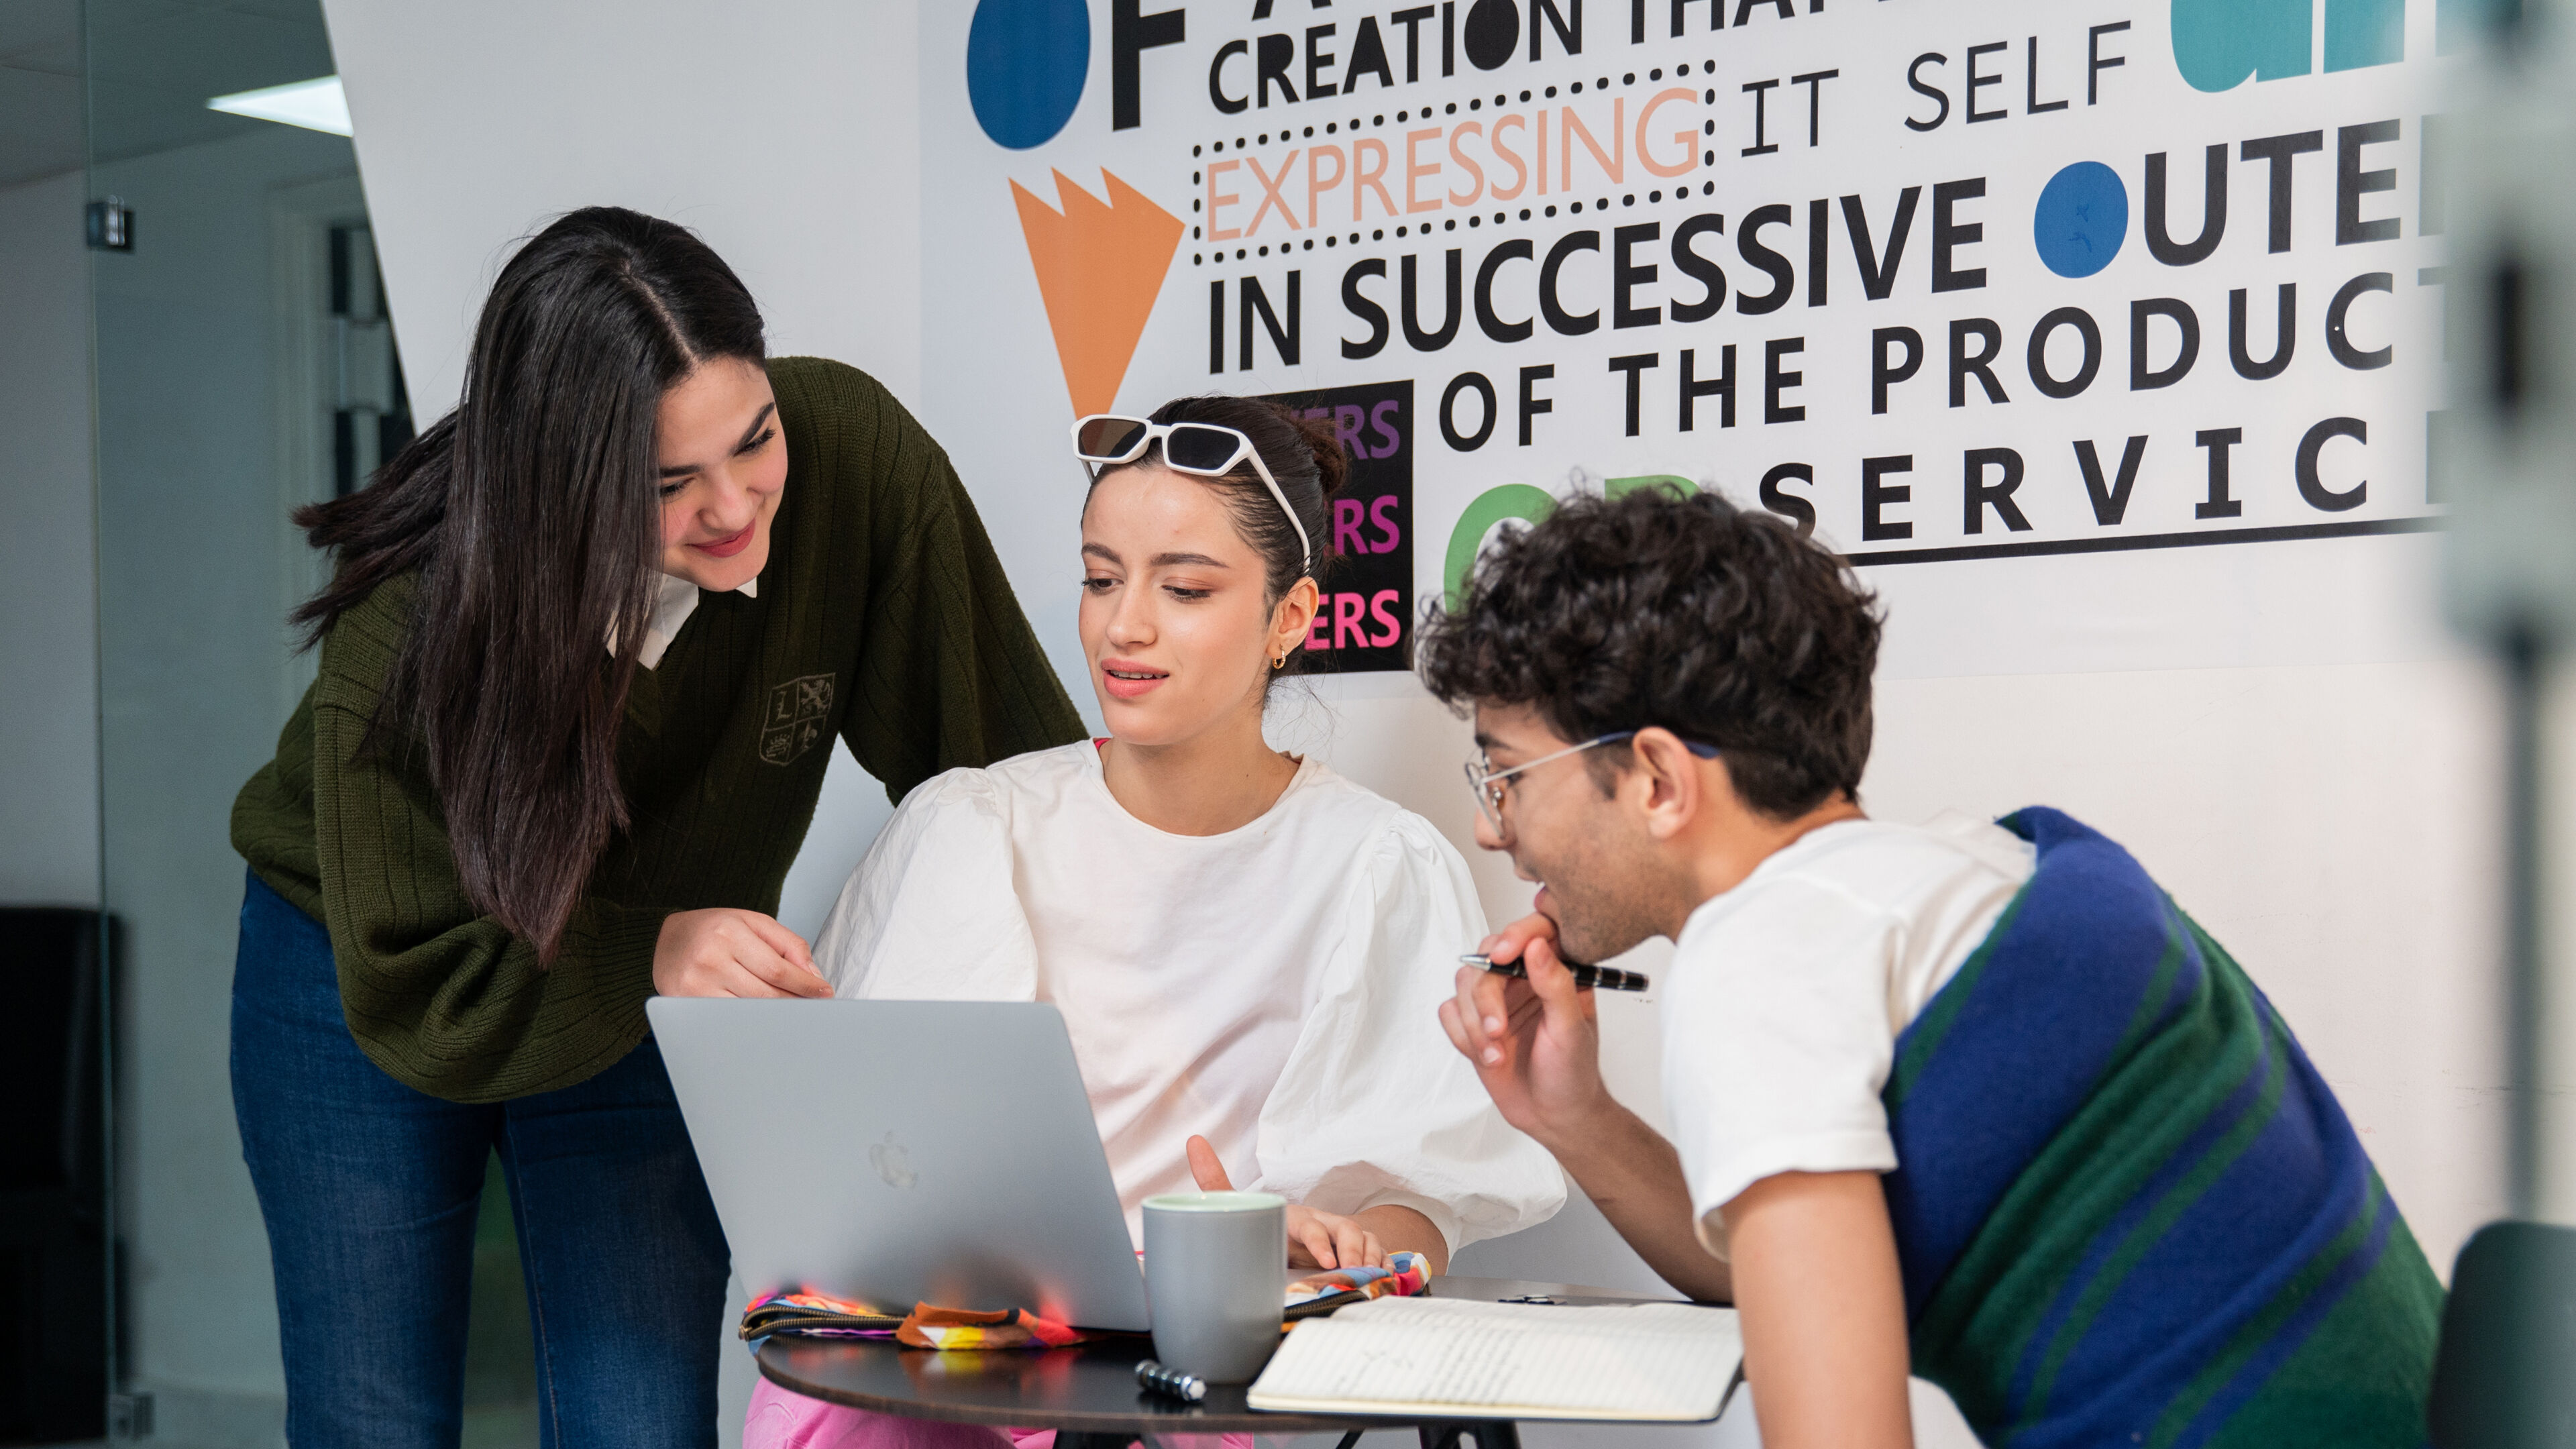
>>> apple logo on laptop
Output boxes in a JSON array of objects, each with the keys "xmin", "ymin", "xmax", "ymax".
[{"xmin": 869, "ymin": 1131, "xmax": 918, "ymax": 1190}]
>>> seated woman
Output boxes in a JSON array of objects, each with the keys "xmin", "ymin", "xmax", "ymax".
[{"xmin": 745, "ymin": 398, "xmax": 1565, "ymax": 1448}]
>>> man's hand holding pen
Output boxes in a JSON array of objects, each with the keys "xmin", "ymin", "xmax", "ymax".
[{"xmin": 1437, "ymin": 914, "xmax": 1617, "ymax": 1152}]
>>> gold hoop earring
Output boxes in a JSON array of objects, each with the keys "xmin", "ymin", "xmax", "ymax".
[{"xmin": 1272, "ymin": 654, "xmax": 1288, "ymax": 669}]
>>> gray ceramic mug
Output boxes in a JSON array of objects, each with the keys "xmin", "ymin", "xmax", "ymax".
[{"xmin": 1141, "ymin": 1191, "xmax": 1286, "ymax": 1383}]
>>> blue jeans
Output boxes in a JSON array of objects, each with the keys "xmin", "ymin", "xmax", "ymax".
[{"xmin": 229, "ymin": 870, "xmax": 728, "ymax": 1448}]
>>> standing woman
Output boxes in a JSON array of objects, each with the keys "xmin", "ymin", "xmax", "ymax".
[{"xmin": 227, "ymin": 207, "xmax": 1084, "ymax": 1447}]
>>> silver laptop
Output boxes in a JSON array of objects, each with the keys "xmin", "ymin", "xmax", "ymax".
[{"xmin": 649, "ymin": 998, "xmax": 1152, "ymax": 1330}]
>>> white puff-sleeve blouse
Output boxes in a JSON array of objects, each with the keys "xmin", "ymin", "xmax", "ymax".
[{"xmin": 815, "ymin": 741, "xmax": 1566, "ymax": 1252}]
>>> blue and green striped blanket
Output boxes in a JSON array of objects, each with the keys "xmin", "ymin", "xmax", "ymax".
[{"xmin": 1882, "ymin": 808, "xmax": 2442, "ymax": 1448}]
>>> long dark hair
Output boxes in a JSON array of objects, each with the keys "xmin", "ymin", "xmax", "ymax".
[
  {"xmin": 292, "ymin": 207, "xmax": 767, "ymax": 961},
  {"xmin": 1097, "ymin": 396, "xmax": 1346, "ymax": 675}
]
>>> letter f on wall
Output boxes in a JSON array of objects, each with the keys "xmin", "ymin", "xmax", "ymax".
[{"xmin": 2171, "ymin": 0, "xmax": 2404, "ymax": 92}]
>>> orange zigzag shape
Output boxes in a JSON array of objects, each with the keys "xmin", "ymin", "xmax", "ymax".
[{"xmin": 1009, "ymin": 169, "xmax": 1184, "ymax": 419}]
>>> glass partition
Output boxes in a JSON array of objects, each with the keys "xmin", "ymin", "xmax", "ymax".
[{"xmin": 84, "ymin": 1, "xmax": 529, "ymax": 1441}]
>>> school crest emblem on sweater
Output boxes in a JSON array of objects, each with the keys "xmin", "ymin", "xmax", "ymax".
[{"xmin": 760, "ymin": 674, "xmax": 833, "ymax": 765}]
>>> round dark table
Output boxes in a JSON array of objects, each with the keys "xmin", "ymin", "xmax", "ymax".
[{"xmin": 754, "ymin": 1275, "xmax": 1680, "ymax": 1449}]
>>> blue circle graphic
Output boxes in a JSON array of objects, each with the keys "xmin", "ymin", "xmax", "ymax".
[
  {"xmin": 2031, "ymin": 161, "xmax": 2128, "ymax": 279},
  {"xmin": 967, "ymin": 0, "xmax": 1090, "ymax": 150}
]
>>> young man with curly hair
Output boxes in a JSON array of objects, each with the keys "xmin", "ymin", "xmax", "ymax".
[{"xmin": 1418, "ymin": 488, "xmax": 2443, "ymax": 1449}]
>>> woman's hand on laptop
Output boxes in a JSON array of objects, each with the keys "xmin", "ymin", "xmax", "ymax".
[
  {"xmin": 1184, "ymin": 1135, "xmax": 1386, "ymax": 1270},
  {"xmin": 652, "ymin": 909, "xmax": 833, "ymax": 999}
]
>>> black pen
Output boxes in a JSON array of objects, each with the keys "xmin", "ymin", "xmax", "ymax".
[
  {"xmin": 1135, "ymin": 1358, "xmax": 1208, "ymax": 1402},
  {"xmin": 1459, "ymin": 953, "xmax": 1651, "ymax": 993}
]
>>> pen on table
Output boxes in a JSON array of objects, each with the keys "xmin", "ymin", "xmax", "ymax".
[
  {"xmin": 1135, "ymin": 1359, "xmax": 1208, "ymax": 1402},
  {"xmin": 1459, "ymin": 953, "xmax": 1650, "ymax": 994}
]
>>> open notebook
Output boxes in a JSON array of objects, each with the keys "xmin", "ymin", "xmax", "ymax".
[{"xmin": 1246, "ymin": 1297, "xmax": 1745, "ymax": 1421}]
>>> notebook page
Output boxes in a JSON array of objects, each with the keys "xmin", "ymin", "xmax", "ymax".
[{"xmin": 1248, "ymin": 1299, "xmax": 1742, "ymax": 1419}]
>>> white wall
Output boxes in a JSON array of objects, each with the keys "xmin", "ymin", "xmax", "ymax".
[
  {"xmin": 0, "ymin": 167, "xmax": 100, "ymax": 907},
  {"xmin": 320, "ymin": 5, "xmax": 2514, "ymax": 1448},
  {"xmin": 331, "ymin": 0, "xmax": 923, "ymax": 420}
]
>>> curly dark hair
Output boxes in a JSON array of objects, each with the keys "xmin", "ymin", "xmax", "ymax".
[{"xmin": 1417, "ymin": 489, "xmax": 1883, "ymax": 820}]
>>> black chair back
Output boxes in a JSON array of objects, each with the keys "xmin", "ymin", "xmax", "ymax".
[
  {"xmin": 2430, "ymin": 1220, "xmax": 2576, "ymax": 1448},
  {"xmin": 0, "ymin": 906, "xmax": 106, "ymax": 1444},
  {"xmin": 0, "ymin": 908, "xmax": 102, "ymax": 1193}
]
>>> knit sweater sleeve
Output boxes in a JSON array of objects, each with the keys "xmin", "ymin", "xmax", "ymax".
[
  {"xmin": 309, "ymin": 578, "xmax": 666, "ymax": 1104},
  {"xmin": 794, "ymin": 362, "xmax": 1086, "ymax": 798}
]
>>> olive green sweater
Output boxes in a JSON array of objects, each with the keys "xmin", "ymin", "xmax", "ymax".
[{"xmin": 232, "ymin": 358, "xmax": 1085, "ymax": 1103}]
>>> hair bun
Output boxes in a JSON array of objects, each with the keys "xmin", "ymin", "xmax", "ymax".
[{"xmin": 1283, "ymin": 407, "xmax": 1350, "ymax": 500}]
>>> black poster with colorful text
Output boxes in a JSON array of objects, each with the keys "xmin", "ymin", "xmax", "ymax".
[{"xmin": 1265, "ymin": 378, "xmax": 1415, "ymax": 674}]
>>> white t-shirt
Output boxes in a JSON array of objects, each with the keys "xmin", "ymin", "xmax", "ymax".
[
  {"xmin": 814, "ymin": 741, "xmax": 1566, "ymax": 1251},
  {"xmin": 1661, "ymin": 813, "xmax": 2036, "ymax": 1256}
]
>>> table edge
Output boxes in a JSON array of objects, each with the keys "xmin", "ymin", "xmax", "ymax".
[
  {"xmin": 749, "ymin": 1275, "xmax": 1712, "ymax": 1432},
  {"xmin": 755, "ymin": 1350, "xmax": 1433, "ymax": 1434}
]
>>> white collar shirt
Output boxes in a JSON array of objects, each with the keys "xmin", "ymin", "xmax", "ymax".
[{"xmin": 612, "ymin": 571, "xmax": 757, "ymax": 670}]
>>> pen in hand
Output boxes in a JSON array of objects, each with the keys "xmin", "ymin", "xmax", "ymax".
[{"xmin": 1459, "ymin": 953, "xmax": 1650, "ymax": 994}]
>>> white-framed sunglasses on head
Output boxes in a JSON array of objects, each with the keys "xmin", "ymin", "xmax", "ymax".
[{"xmin": 1069, "ymin": 414, "xmax": 1313, "ymax": 576}]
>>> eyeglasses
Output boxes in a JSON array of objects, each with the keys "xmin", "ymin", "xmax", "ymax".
[
  {"xmin": 1070, "ymin": 415, "xmax": 1313, "ymax": 576},
  {"xmin": 1464, "ymin": 731, "xmax": 1725, "ymax": 835}
]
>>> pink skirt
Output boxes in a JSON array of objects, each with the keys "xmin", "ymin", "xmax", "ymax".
[{"xmin": 746, "ymin": 1376, "xmax": 1255, "ymax": 1449}]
